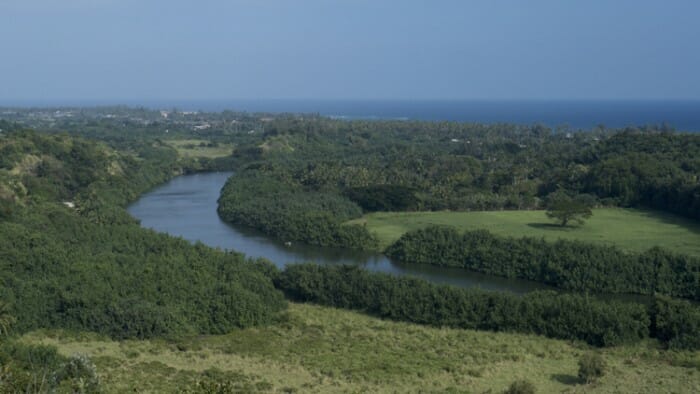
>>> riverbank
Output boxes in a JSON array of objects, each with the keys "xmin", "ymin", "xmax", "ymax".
[{"xmin": 128, "ymin": 172, "xmax": 552, "ymax": 293}]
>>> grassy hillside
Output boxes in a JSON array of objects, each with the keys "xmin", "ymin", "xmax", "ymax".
[
  {"xmin": 0, "ymin": 131, "xmax": 286, "ymax": 340},
  {"xmin": 22, "ymin": 303, "xmax": 700, "ymax": 393},
  {"xmin": 348, "ymin": 208, "xmax": 700, "ymax": 255}
]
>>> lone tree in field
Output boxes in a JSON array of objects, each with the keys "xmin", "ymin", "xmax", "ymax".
[{"xmin": 546, "ymin": 191, "xmax": 594, "ymax": 227}]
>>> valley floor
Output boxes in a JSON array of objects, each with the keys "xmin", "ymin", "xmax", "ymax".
[{"xmin": 348, "ymin": 208, "xmax": 700, "ymax": 255}]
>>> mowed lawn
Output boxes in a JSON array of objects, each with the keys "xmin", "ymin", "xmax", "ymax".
[
  {"xmin": 347, "ymin": 208, "xmax": 700, "ymax": 256},
  {"xmin": 23, "ymin": 303, "xmax": 700, "ymax": 393}
]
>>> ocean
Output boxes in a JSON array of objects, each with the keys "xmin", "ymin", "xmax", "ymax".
[
  {"xmin": 4, "ymin": 99, "xmax": 700, "ymax": 131},
  {"xmin": 141, "ymin": 99, "xmax": 700, "ymax": 132}
]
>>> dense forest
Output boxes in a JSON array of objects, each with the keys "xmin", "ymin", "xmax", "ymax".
[
  {"xmin": 217, "ymin": 166, "xmax": 379, "ymax": 249},
  {"xmin": 1, "ymin": 111, "xmax": 700, "ymax": 390},
  {"xmin": 387, "ymin": 226, "xmax": 700, "ymax": 300},
  {"xmin": 277, "ymin": 263, "xmax": 699, "ymax": 350},
  {"xmin": 212, "ymin": 119, "xmax": 700, "ymax": 298},
  {"xmin": 218, "ymin": 119, "xmax": 700, "ymax": 249},
  {"xmin": 0, "ymin": 129, "xmax": 286, "ymax": 340},
  {"xmin": 211, "ymin": 117, "xmax": 700, "ymax": 352}
]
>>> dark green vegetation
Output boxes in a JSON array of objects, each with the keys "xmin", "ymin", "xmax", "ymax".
[
  {"xmin": 545, "ymin": 190, "xmax": 594, "ymax": 227},
  {"xmin": 387, "ymin": 226, "xmax": 700, "ymax": 300},
  {"xmin": 651, "ymin": 295, "xmax": 700, "ymax": 350},
  {"xmin": 2, "ymin": 109, "xmax": 699, "ymax": 391},
  {"xmin": 277, "ymin": 263, "xmax": 700, "ymax": 350},
  {"xmin": 7, "ymin": 112, "xmax": 700, "ymax": 221},
  {"xmin": 581, "ymin": 133, "xmax": 700, "ymax": 221},
  {"xmin": 217, "ymin": 167, "xmax": 378, "ymax": 249},
  {"xmin": 0, "ymin": 341, "xmax": 101, "ymax": 393},
  {"xmin": 0, "ymin": 130, "xmax": 285, "ymax": 340},
  {"xmin": 218, "ymin": 121, "xmax": 700, "ymax": 243},
  {"xmin": 216, "ymin": 121, "xmax": 700, "ymax": 305},
  {"xmin": 504, "ymin": 379, "xmax": 536, "ymax": 394},
  {"xmin": 578, "ymin": 353, "xmax": 607, "ymax": 384},
  {"xmin": 213, "ymin": 118, "xmax": 700, "ymax": 348}
]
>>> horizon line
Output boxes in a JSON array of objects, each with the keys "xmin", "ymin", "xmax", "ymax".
[{"xmin": 2, "ymin": 97, "xmax": 700, "ymax": 106}]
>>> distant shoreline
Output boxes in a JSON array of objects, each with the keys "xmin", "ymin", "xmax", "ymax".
[{"xmin": 2, "ymin": 99, "xmax": 700, "ymax": 131}]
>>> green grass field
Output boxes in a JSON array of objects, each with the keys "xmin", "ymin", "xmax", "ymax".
[
  {"xmin": 165, "ymin": 139, "xmax": 234, "ymax": 158},
  {"xmin": 347, "ymin": 208, "xmax": 700, "ymax": 256},
  {"xmin": 22, "ymin": 303, "xmax": 700, "ymax": 393}
]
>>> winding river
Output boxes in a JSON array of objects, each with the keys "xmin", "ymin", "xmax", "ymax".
[{"xmin": 128, "ymin": 172, "xmax": 551, "ymax": 293}]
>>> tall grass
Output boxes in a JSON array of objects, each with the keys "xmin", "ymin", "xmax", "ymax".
[{"xmin": 21, "ymin": 303, "xmax": 700, "ymax": 393}]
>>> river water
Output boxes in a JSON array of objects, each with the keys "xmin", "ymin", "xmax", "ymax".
[{"xmin": 127, "ymin": 172, "xmax": 551, "ymax": 293}]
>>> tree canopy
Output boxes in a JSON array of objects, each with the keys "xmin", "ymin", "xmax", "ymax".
[{"xmin": 546, "ymin": 192, "xmax": 594, "ymax": 227}]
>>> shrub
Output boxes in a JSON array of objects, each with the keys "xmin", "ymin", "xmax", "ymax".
[
  {"xmin": 577, "ymin": 353, "xmax": 607, "ymax": 383},
  {"xmin": 0, "ymin": 342, "xmax": 65, "ymax": 393},
  {"xmin": 504, "ymin": 379, "xmax": 536, "ymax": 394},
  {"xmin": 651, "ymin": 295, "xmax": 700, "ymax": 350},
  {"xmin": 54, "ymin": 353, "xmax": 100, "ymax": 393}
]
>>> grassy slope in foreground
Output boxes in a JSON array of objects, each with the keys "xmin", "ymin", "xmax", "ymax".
[
  {"xmin": 347, "ymin": 208, "xmax": 700, "ymax": 255},
  {"xmin": 22, "ymin": 303, "xmax": 699, "ymax": 393}
]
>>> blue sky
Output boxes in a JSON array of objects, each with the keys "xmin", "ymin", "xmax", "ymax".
[{"xmin": 1, "ymin": 0, "xmax": 699, "ymax": 101}]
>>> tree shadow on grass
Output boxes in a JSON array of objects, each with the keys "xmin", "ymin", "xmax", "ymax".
[
  {"xmin": 551, "ymin": 374, "xmax": 581, "ymax": 385},
  {"xmin": 527, "ymin": 223, "xmax": 576, "ymax": 231},
  {"xmin": 631, "ymin": 208, "xmax": 700, "ymax": 236}
]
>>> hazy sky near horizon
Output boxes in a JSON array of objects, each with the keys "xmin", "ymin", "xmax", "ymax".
[{"xmin": 1, "ymin": 0, "xmax": 699, "ymax": 101}]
